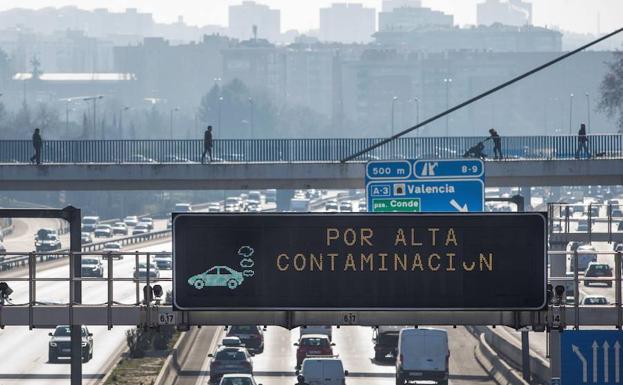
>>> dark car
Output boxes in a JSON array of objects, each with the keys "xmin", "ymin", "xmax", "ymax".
[
  {"xmin": 81, "ymin": 257, "xmax": 104, "ymax": 277},
  {"xmin": 585, "ymin": 262, "xmax": 613, "ymax": 287},
  {"xmin": 226, "ymin": 325, "xmax": 265, "ymax": 354},
  {"xmin": 295, "ymin": 334, "xmax": 334, "ymax": 368},
  {"xmin": 48, "ymin": 325, "xmax": 93, "ymax": 363},
  {"xmin": 373, "ymin": 326, "xmax": 402, "ymax": 361},
  {"xmin": 35, "ymin": 228, "xmax": 61, "ymax": 252},
  {"xmin": 208, "ymin": 346, "xmax": 253, "ymax": 384}
]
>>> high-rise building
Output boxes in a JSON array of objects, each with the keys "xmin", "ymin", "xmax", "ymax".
[
  {"xmin": 319, "ymin": 3, "xmax": 376, "ymax": 44},
  {"xmin": 477, "ymin": 0, "xmax": 532, "ymax": 27},
  {"xmin": 379, "ymin": 6, "xmax": 453, "ymax": 31},
  {"xmin": 382, "ymin": 0, "xmax": 422, "ymax": 13},
  {"xmin": 229, "ymin": 1, "xmax": 281, "ymax": 43}
]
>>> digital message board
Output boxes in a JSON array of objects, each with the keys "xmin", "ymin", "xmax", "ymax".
[{"xmin": 173, "ymin": 213, "xmax": 546, "ymax": 311}]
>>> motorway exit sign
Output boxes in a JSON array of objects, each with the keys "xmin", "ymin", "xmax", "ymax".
[
  {"xmin": 562, "ymin": 330, "xmax": 623, "ymax": 385},
  {"xmin": 366, "ymin": 159, "xmax": 485, "ymax": 213},
  {"xmin": 172, "ymin": 213, "xmax": 546, "ymax": 311}
]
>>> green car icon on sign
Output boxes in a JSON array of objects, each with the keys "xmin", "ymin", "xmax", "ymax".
[{"xmin": 188, "ymin": 266, "xmax": 245, "ymax": 290}]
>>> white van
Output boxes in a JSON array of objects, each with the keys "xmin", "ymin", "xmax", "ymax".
[
  {"xmin": 300, "ymin": 357, "xmax": 348, "ymax": 385},
  {"xmin": 396, "ymin": 328, "xmax": 449, "ymax": 385},
  {"xmin": 300, "ymin": 326, "xmax": 333, "ymax": 341}
]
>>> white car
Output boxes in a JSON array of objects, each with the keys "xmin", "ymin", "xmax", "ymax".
[
  {"xmin": 132, "ymin": 223, "xmax": 150, "ymax": 235},
  {"xmin": 123, "ymin": 216, "xmax": 139, "ymax": 227},
  {"xmin": 218, "ymin": 374, "xmax": 260, "ymax": 385},
  {"xmin": 325, "ymin": 201, "xmax": 339, "ymax": 213},
  {"xmin": 299, "ymin": 356, "xmax": 348, "ymax": 385},
  {"xmin": 94, "ymin": 224, "xmax": 112, "ymax": 238},
  {"xmin": 112, "ymin": 222, "xmax": 128, "ymax": 236},
  {"xmin": 102, "ymin": 242, "xmax": 123, "ymax": 259},
  {"xmin": 208, "ymin": 203, "xmax": 221, "ymax": 212},
  {"xmin": 174, "ymin": 203, "xmax": 192, "ymax": 212}
]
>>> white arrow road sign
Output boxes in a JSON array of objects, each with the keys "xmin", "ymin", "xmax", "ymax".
[
  {"xmin": 594, "ymin": 341, "xmax": 599, "ymax": 383},
  {"xmin": 615, "ymin": 341, "xmax": 621, "ymax": 383},
  {"xmin": 573, "ymin": 344, "xmax": 589, "ymax": 383},
  {"xmin": 450, "ymin": 199, "xmax": 468, "ymax": 212},
  {"xmin": 604, "ymin": 341, "xmax": 610, "ymax": 383}
]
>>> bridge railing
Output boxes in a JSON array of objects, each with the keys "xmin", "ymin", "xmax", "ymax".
[{"xmin": 0, "ymin": 135, "xmax": 621, "ymax": 163}]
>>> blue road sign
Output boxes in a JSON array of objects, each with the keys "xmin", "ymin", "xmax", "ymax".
[
  {"xmin": 413, "ymin": 159, "xmax": 484, "ymax": 180},
  {"xmin": 366, "ymin": 159, "xmax": 485, "ymax": 213},
  {"xmin": 562, "ymin": 330, "xmax": 623, "ymax": 385}
]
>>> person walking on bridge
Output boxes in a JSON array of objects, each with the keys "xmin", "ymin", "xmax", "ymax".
[
  {"xmin": 575, "ymin": 123, "xmax": 591, "ymax": 159},
  {"xmin": 488, "ymin": 128, "xmax": 502, "ymax": 160},
  {"xmin": 29, "ymin": 128, "xmax": 42, "ymax": 165},
  {"xmin": 201, "ymin": 125, "xmax": 213, "ymax": 164}
]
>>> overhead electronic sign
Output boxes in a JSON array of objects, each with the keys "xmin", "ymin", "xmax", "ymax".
[{"xmin": 173, "ymin": 213, "xmax": 546, "ymax": 311}]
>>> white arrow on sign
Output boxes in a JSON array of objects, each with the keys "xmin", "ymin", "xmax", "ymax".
[
  {"xmin": 450, "ymin": 199, "xmax": 468, "ymax": 212},
  {"xmin": 573, "ymin": 344, "xmax": 588, "ymax": 383},
  {"xmin": 615, "ymin": 341, "xmax": 621, "ymax": 383},
  {"xmin": 604, "ymin": 341, "xmax": 610, "ymax": 383},
  {"xmin": 594, "ymin": 341, "xmax": 599, "ymax": 383}
]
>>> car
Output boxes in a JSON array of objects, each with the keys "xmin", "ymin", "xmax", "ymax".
[
  {"xmin": 81, "ymin": 232, "xmax": 93, "ymax": 244},
  {"xmin": 94, "ymin": 224, "xmax": 112, "ymax": 238},
  {"xmin": 611, "ymin": 208, "xmax": 623, "ymax": 218},
  {"xmin": 112, "ymin": 222, "xmax": 128, "ymax": 236},
  {"xmin": 48, "ymin": 325, "xmax": 93, "ymax": 363},
  {"xmin": 373, "ymin": 326, "xmax": 402, "ymax": 361},
  {"xmin": 576, "ymin": 219, "xmax": 591, "ymax": 232},
  {"xmin": 162, "ymin": 155, "xmax": 191, "ymax": 163},
  {"xmin": 339, "ymin": 201, "xmax": 353, "ymax": 212},
  {"xmin": 132, "ymin": 223, "xmax": 150, "ymax": 235},
  {"xmin": 133, "ymin": 262, "xmax": 160, "ymax": 280},
  {"xmin": 123, "ymin": 216, "xmax": 139, "ymax": 227},
  {"xmin": 226, "ymin": 326, "xmax": 265, "ymax": 354},
  {"xmin": 299, "ymin": 356, "xmax": 348, "ymax": 385},
  {"xmin": 221, "ymin": 336, "xmax": 244, "ymax": 347},
  {"xmin": 295, "ymin": 334, "xmax": 334, "ymax": 368},
  {"xmin": 584, "ymin": 262, "xmax": 613, "ymax": 287},
  {"xmin": 141, "ymin": 218, "xmax": 154, "ymax": 231},
  {"xmin": 208, "ymin": 346, "xmax": 253, "ymax": 384},
  {"xmin": 218, "ymin": 373, "xmax": 260, "ymax": 385},
  {"xmin": 35, "ymin": 228, "xmax": 61, "ymax": 252},
  {"xmin": 582, "ymin": 295, "xmax": 609, "ymax": 305},
  {"xmin": 81, "ymin": 257, "xmax": 103, "ymax": 277},
  {"xmin": 208, "ymin": 203, "xmax": 221, "ymax": 212},
  {"xmin": 82, "ymin": 216, "xmax": 100, "ymax": 233},
  {"xmin": 102, "ymin": 242, "xmax": 123, "ymax": 259},
  {"xmin": 358, "ymin": 201, "xmax": 367, "ymax": 212},
  {"xmin": 153, "ymin": 253, "xmax": 172, "ymax": 270},
  {"xmin": 225, "ymin": 197, "xmax": 242, "ymax": 212},
  {"xmin": 571, "ymin": 244, "xmax": 598, "ymax": 272},
  {"xmin": 189, "ymin": 266, "xmax": 245, "ymax": 290},
  {"xmin": 248, "ymin": 191, "xmax": 263, "ymax": 204},
  {"xmin": 396, "ymin": 328, "xmax": 449, "ymax": 385},
  {"xmin": 174, "ymin": 203, "xmax": 192, "ymax": 212},
  {"xmin": 325, "ymin": 201, "xmax": 338, "ymax": 213},
  {"xmin": 246, "ymin": 202, "xmax": 262, "ymax": 213}
]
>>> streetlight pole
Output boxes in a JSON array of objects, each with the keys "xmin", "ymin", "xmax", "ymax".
[
  {"xmin": 218, "ymin": 96, "xmax": 223, "ymax": 138},
  {"xmin": 569, "ymin": 93, "xmax": 574, "ymax": 134},
  {"xmin": 443, "ymin": 78, "xmax": 453, "ymax": 136},
  {"xmin": 169, "ymin": 107, "xmax": 179, "ymax": 139},
  {"xmin": 249, "ymin": 97, "xmax": 254, "ymax": 139},
  {"xmin": 585, "ymin": 92, "xmax": 591, "ymax": 133},
  {"xmin": 83, "ymin": 95, "xmax": 103, "ymax": 138},
  {"xmin": 391, "ymin": 96, "xmax": 398, "ymax": 136},
  {"xmin": 120, "ymin": 106, "xmax": 130, "ymax": 137}
]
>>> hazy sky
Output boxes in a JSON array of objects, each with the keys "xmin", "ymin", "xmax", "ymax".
[{"xmin": 0, "ymin": 0, "xmax": 620, "ymax": 34}]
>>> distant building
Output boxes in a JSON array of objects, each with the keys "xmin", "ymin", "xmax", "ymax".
[
  {"xmin": 477, "ymin": 0, "xmax": 532, "ymax": 27},
  {"xmin": 319, "ymin": 3, "xmax": 376, "ymax": 44},
  {"xmin": 379, "ymin": 6, "xmax": 454, "ymax": 31},
  {"xmin": 229, "ymin": 1, "xmax": 281, "ymax": 43},
  {"xmin": 374, "ymin": 24, "xmax": 561, "ymax": 53},
  {"xmin": 382, "ymin": 0, "xmax": 422, "ymax": 12},
  {"xmin": 114, "ymin": 35, "xmax": 233, "ymax": 106}
]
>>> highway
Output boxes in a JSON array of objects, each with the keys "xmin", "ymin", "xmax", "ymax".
[{"xmin": 0, "ymin": 226, "xmax": 171, "ymax": 385}]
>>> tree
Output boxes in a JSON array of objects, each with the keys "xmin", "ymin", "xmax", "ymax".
[
  {"xmin": 34, "ymin": 103, "xmax": 60, "ymax": 131},
  {"xmin": 598, "ymin": 50, "xmax": 623, "ymax": 131},
  {"xmin": 13, "ymin": 101, "xmax": 31, "ymax": 134}
]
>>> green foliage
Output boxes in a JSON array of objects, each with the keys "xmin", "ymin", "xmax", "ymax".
[{"xmin": 598, "ymin": 51, "xmax": 623, "ymax": 131}]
